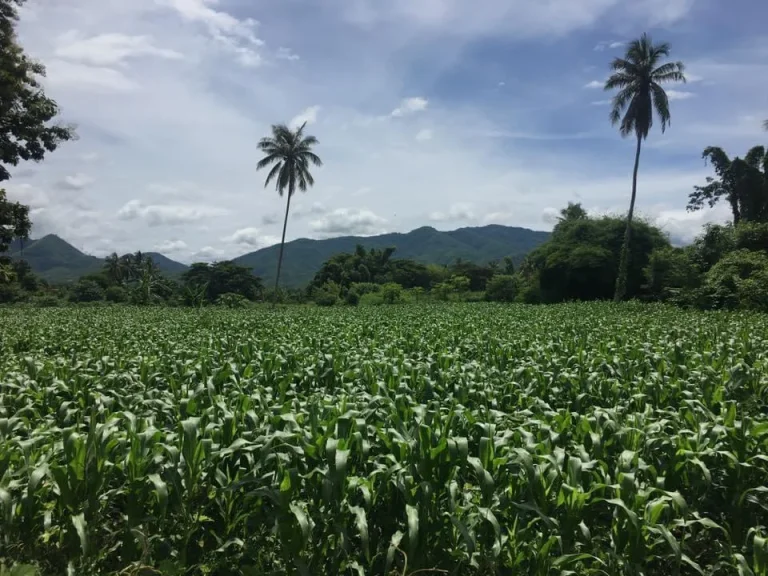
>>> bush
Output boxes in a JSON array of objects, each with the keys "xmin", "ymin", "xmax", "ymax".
[
  {"xmin": 34, "ymin": 295, "xmax": 60, "ymax": 308},
  {"xmin": 216, "ymin": 293, "xmax": 249, "ymax": 308},
  {"xmin": 734, "ymin": 222, "xmax": 768, "ymax": 253},
  {"xmin": 381, "ymin": 282, "xmax": 404, "ymax": 304},
  {"xmin": 701, "ymin": 249, "xmax": 768, "ymax": 311},
  {"xmin": 485, "ymin": 274, "xmax": 519, "ymax": 302},
  {"xmin": 314, "ymin": 281, "xmax": 341, "ymax": 307},
  {"xmin": 644, "ymin": 247, "xmax": 701, "ymax": 300},
  {"xmin": 344, "ymin": 290, "xmax": 360, "ymax": 306},
  {"xmin": 105, "ymin": 285, "xmax": 129, "ymax": 303},
  {"xmin": 69, "ymin": 279, "xmax": 105, "ymax": 303},
  {"xmin": 359, "ymin": 292, "xmax": 384, "ymax": 306}
]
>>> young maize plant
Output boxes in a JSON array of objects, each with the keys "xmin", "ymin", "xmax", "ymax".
[{"xmin": 0, "ymin": 303, "xmax": 766, "ymax": 575}]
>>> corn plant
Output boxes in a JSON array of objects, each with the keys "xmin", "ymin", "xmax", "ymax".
[{"xmin": 0, "ymin": 302, "xmax": 766, "ymax": 575}]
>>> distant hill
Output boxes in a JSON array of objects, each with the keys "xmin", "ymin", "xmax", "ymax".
[
  {"xmin": 3, "ymin": 225, "xmax": 550, "ymax": 286},
  {"xmin": 235, "ymin": 225, "xmax": 551, "ymax": 287},
  {"xmin": 6, "ymin": 235, "xmax": 189, "ymax": 283}
]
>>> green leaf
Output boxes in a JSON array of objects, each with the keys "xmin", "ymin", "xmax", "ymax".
[
  {"xmin": 349, "ymin": 505, "xmax": 370, "ymax": 560},
  {"xmin": 384, "ymin": 530, "xmax": 404, "ymax": 576},
  {"xmin": 406, "ymin": 504, "xmax": 419, "ymax": 555},
  {"xmin": 71, "ymin": 513, "xmax": 88, "ymax": 556}
]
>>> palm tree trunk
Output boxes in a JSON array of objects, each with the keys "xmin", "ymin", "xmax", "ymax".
[
  {"xmin": 274, "ymin": 187, "xmax": 293, "ymax": 295},
  {"xmin": 614, "ymin": 134, "xmax": 642, "ymax": 302}
]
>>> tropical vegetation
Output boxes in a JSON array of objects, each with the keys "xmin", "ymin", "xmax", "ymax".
[
  {"xmin": 2, "ymin": 304, "xmax": 768, "ymax": 575},
  {"xmin": 604, "ymin": 33, "xmax": 686, "ymax": 302},
  {"xmin": 256, "ymin": 123, "xmax": 323, "ymax": 293}
]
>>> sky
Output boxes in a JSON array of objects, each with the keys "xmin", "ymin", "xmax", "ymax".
[{"xmin": 5, "ymin": 0, "xmax": 768, "ymax": 262}]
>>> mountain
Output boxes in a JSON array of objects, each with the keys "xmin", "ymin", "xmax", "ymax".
[
  {"xmin": 6, "ymin": 235, "xmax": 189, "ymax": 283},
  {"xmin": 234, "ymin": 224, "xmax": 551, "ymax": 287},
  {"xmin": 4, "ymin": 225, "xmax": 550, "ymax": 286}
]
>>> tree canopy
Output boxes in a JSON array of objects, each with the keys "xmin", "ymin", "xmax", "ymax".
[
  {"xmin": 688, "ymin": 145, "xmax": 768, "ymax": 224},
  {"xmin": 0, "ymin": 0, "xmax": 75, "ymax": 182}
]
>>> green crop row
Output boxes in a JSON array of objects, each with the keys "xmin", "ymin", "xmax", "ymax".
[{"xmin": 0, "ymin": 303, "xmax": 767, "ymax": 575}]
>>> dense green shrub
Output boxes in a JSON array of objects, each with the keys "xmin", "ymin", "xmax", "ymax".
[
  {"xmin": 381, "ymin": 282, "xmax": 404, "ymax": 304},
  {"xmin": 485, "ymin": 274, "xmax": 519, "ymax": 302},
  {"xmin": 644, "ymin": 247, "xmax": 701, "ymax": 300},
  {"xmin": 700, "ymin": 249, "xmax": 768, "ymax": 311},
  {"xmin": 314, "ymin": 281, "xmax": 341, "ymax": 307},
  {"xmin": 69, "ymin": 279, "xmax": 105, "ymax": 303},
  {"xmin": 104, "ymin": 285, "xmax": 129, "ymax": 303},
  {"xmin": 216, "ymin": 293, "xmax": 250, "ymax": 308}
]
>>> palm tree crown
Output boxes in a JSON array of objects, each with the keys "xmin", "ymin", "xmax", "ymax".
[
  {"xmin": 257, "ymin": 123, "xmax": 322, "ymax": 197},
  {"xmin": 605, "ymin": 33, "xmax": 686, "ymax": 139}
]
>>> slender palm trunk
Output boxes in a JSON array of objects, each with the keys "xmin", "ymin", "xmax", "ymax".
[
  {"xmin": 274, "ymin": 186, "xmax": 293, "ymax": 295},
  {"xmin": 614, "ymin": 134, "xmax": 642, "ymax": 302}
]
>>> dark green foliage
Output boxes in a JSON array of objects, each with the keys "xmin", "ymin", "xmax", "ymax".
[
  {"xmin": 313, "ymin": 281, "xmax": 340, "ymax": 306},
  {"xmin": 216, "ymin": 293, "xmax": 250, "ymax": 308},
  {"xmin": 644, "ymin": 247, "xmax": 701, "ymax": 300},
  {"xmin": 235, "ymin": 225, "xmax": 549, "ymax": 288},
  {"xmin": 0, "ymin": 189, "xmax": 30, "ymax": 254},
  {"xmin": 689, "ymin": 224, "xmax": 736, "ymax": 272},
  {"xmin": 311, "ymin": 245, "xmax": 396, "ymax": 289},
  {"xmin": 181, "ymin": 261, "xmax": 263, "ymax": 304},
  {"xmin": 69, "ymin": 279, "xmax": 105, "ymax": 303},
  {"xmin": 380, "ymin": 282, "xmax": 404, "ymax": 304},
  {"xmin": 523, "ymin": 214, "xmax": 669, "ymax": 302},
  {"xmin": 485, "ymin": 274, "xmax": 519, "ymax": 302},
  {"xmin": 699, "ymin": 250, "xmax": 768, "ymax": 311},
  {"xmin": 734, "ymin": 221, "xmax": 768, "ymax": 253},
  {"xmin": 0, "ymin": 0, "xmax": 75, "ymax": 182},
  {"xmin": 104, "ymin": 285, "xmax": 128, "ymax": 303},
  {"xmin": 688, "ymin": 146, "xmax": 768, "ymax": 224}
]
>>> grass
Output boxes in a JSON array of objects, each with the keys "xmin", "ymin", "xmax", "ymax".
[{"xmin": 0, "ymin": 302, "xmax": 767, "ymax": 575}]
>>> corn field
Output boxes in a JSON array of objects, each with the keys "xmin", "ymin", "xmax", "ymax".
[{"xmin": 1, "ymin": 303, "xmax": 767, "ymax": 575}]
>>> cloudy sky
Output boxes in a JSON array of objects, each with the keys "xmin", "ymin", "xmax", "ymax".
[{"xmin": 6, "ymin": 0, "xmax": 768, "ymax": 262}]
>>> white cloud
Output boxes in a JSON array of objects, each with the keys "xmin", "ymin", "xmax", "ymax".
[
  {"xmin": 117, "ymin": 200, "xmax": 228, "ymax": 226},
  {"xmin": 290, "ymin": 105, "xmax": 321, "ymax": 129},
  {"xmin": 160, "ymin": 0, "xmax": 263, "ymax": 66},
  {"xmin": 591, "ymin": 99, "xmax": 611, "ymax": 106},
  {"xmin": 5, "ymin": 183, "xmax": 49, "ymax": 210},
  {"xmin": 391, "ymin": 97, "xmax": 428, "ymax": 117},
  {"xmin": 222, "ymin": 227, "xmax": 279, "ymax": 248},
  {"xmin": 45, "ymin": 59, "xmax": 138, "ymax": 91},
  {"xmin": 193, "ymin": 245, "xmax": 225, "ymax": 261},
  {"xmin": 609, "ymin": 41, "xmax": 624, "ymax": 48},
  {"xmin": 276, "ymin": 47, "xmax": 300, "ymax": 61},
  {"xmin": 56, "ymin": 173, "xmax": 94, "ymax": 190},
  {"xmin": 584, "ymin": 80, "xmax": 603, "ymax": 89},
  {"xmin": 310, "ymin": 208, "xmax": 387, "ymax": 236},
  {"xmin": 155, "ymin": 239, "xmax": 188, "ymax": 253},
  {"xmin": 498, "ymin": 81, "xmax": 506, "ymax": 87},
  {"xmin": 429, "ymin": 202, "xmax": 476, "ymax": 223},
  {"xmin": 667, "ymin": 90, "xmax": 695, "ymax": 101},
  {"xmin": 652, "ymin": 204, "xmax": 730, "ymax": 245},
  {"xmin": 415, "ymin": 128, "xmax": 433, "ymax": 141},
  {"xmin": 55, "ymin": 32, "xmax": 183, "ymax": 66}
]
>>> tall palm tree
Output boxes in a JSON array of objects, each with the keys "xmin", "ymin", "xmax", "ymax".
[
  {"xmin": 604, "ymin": 33, "xmax": 685, "ymax": 302},
  {"xmin": 104, "ymin": 252, "xmax": 123, "ymax": 284},
  {"xmin": 256, "ymin": 123, "xmax": 322, "ymax": 293}
]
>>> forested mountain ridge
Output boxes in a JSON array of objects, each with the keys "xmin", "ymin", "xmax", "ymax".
[{"xmin": 5, "ymin": 225, "xmax": 550, "ymax": 286}]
